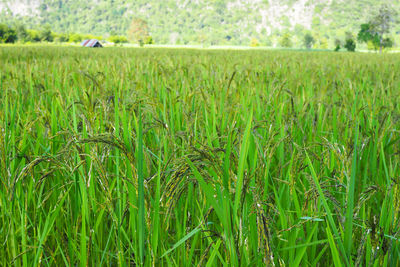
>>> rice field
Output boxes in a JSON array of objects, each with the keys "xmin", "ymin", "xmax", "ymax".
[{"xmin": 1, "ymin": 46, "xmax": 400, "ymax": 266}]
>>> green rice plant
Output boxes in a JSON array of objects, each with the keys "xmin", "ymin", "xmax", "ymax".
[{"xmin": 1, "ymin": 46, "xmax": 400, "ymax": 266}]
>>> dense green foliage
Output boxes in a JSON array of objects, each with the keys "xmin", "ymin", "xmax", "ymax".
[
  {"xmin": 344, "ymin": 39, "xmax": 356, "ymax": 52},
  {"xmin": 358, "ymin": 24, "xmax": 381, "ymax": 47},
  {"xmin": 1, "ymin": 0, "xmax": 400, "ymax": 46},
  {"xmin": 0, "ymin": 23, "xmax": 17, "ymax": 43},
  {"xmin": 344, "ymin": 32, "xmax": 356, "ymax": 52},
  {"xmin": 358, "ymin": 23, "xmax": 394, "ymax": 51},
  {"xmin": 1, "ymin": 46, "xmax": 400, "ymax": 266},
  {"xmin": 357, "ymin": 5, "xmax": 398, "ymax": 52},
  {"xmin": 107, "ymin": 35, "xmax": 129, "ymax": 44},
  {"xmin": 303, "ymin": 33, "xmax": 315, "ymax": 49},
  {"xmin": 0, "ymin": 23, "xmax": 129, "ymax": 44}
]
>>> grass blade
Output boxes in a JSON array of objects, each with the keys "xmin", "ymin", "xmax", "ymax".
[
  {"xmin": 234, "ymin": 110, "xmax": 253, "ymax": 214},
  {"xmin": 137, "ymin": 106, "xmax": 145, "ymax": 265},
  {"xmin": 161, "ymin": 227, "xmax": 202, "ymax": 258}
]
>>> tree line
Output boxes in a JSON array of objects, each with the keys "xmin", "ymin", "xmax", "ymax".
[
  {"xmin": 0, "ymin": 18, "xmax": 155, "ymax": 47},
  {"xmin": 0, "ymin": 23, "xmax": 131, "ymax": 45},
  {"xmin": 256, "ymin": 4, "xmax": 398, "ymax": 52},
  {"xmin": 0, "ymin": 4, "xmax": 397, "ymax": 51}
]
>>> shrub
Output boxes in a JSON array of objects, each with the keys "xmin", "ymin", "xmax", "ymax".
[
  {"xmin": 344, "ymin": 39, "xmax": 356, "ymax": 52},
  {"xmin": 0, "ymin": 24, "xmax": 17, "ymax": 43},
  {"xmin": 250, "ymin": 38, "xmax": 260, "ymax": 47},
  {"xmin": 69, "ymin": 33, "xmax": 84, "ymax": 43},
  {"xmin": 108, "ymin": 35, "xmax": 129, "ymax": 44}
]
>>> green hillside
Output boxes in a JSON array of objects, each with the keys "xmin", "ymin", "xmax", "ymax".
[{"xmin": 1, "ymin": 0, "xmax": 399, "ymax": 46}]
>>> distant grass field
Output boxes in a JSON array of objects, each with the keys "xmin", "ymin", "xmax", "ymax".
[{"xmin": 1, "ymin": 46, "xmax": 400, "ymax": 266}]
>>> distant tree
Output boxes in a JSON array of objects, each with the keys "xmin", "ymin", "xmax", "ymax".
[
  {"xmin": 27, "ymin": 29, "xmax": 41, "ymax": 42},
  {"xmin": 0, "ymin": 24, "xmax": 8, "ymax": 42},
  {"xmin": 382, "ymin": 37, "xmax": 393, "ymax": 49},
  {"xmin": 8, "ymin": 28, "xmax": 17, "ymax": 43},
  {"xmin": 54, "ymin": 33, "xmax": 69, "ymax": 43},
  {"xmin": 250, "ymin": 38, "xmax": 260, "ymax": 47},
  {"xmin": 69, "ymin": 33, "xmax": 83, "ymax": 43},
  {"xmin": 303, "ymin": 33, "xmax": 315, "ymax": 49},
  {"xmin": 358, "ymin": 22, "xmax": 394, "ymax": 52},
  {"xmin": 368, "ymin": 4, "xmax": 398, "ymax": 53},
  {"xmin": 39, "ymin": 25, "xmax": 53, "ymax": 42},
  {"xmin": 128, "ymin": 17, "xmax": 150, "ymax": 47},
  {"xmin": 82, "ymin": 34, "xmax": 103, "ymax": 41},
  {"xmin": 334, "ymin": 38, "xmax": 341, "ymax": 51},
  {"xmin": 344, "ymin": 32, "xmax": 356, "ymax": 52},
  {"xmin": 319, "ymin": 37, "xmax": 329, "ymax": 49},
  {"xmin": 15, "ymin": 24, "xmax": 29, "ymax": 43},
  {"xmin": 0, "ymin": 24, "xmax": 17, "ymax": 43},
  {"xmin": 279, "ymin": 33, "xmax": 292, "ymax": 48},
  {"xmin": 108, "ymin": 35, "xmax": 129, "ymax": 44},
  {"xmin": 145, "ymin": 36, "xmax": 154, "ymax": 45},
  {"xmin": 344, "ymin": 40, "xmax": 356, "ymax": 52},
  {"xmin": 357, "ymin": 24, "xmax": 378, "ymax": 45}
]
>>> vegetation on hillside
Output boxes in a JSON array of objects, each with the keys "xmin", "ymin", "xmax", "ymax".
[
  {"xmin": 0, "ymin": 23, "xmax": 129, "ymax": 45},
  {"xmin": 1, "ymin": 0, "xmax": 399, "ymax": 47}
]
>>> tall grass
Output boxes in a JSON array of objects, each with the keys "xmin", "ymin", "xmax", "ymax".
[{"xmin": 1, "ymin": 46, "xmax": 399, "ymax": 266}]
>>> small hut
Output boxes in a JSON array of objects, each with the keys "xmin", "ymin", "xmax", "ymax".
[{"xmin": 80, "ymin": 39, "xmax": 103, "ymax": 47}]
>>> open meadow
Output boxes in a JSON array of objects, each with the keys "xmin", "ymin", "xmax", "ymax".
[{"xmin": 1, "ymin": 46, "xmax": 400, "ymax": 266}]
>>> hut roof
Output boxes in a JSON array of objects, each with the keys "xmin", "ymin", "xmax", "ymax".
[{"xmin": 80, "ymin": 39, "xmax": 103, "ymax": 47}]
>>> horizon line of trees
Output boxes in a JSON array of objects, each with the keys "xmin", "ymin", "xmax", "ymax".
[
  {"xmin": 1, "ymin": 20, "xmax": 396, "ymax": 52},
  {"xmin": 281, "ymin": 4, "xmax": 398, "ymax": 52},
  {"xmin": 0, "ymin": 23, "xmax": 132, "ymax": 45},
  {"xmin": 1, "ymin": 4, "xmax": 398, "ymax": 52}
]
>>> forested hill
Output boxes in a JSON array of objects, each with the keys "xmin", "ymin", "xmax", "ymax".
[{"xmin": 1, "ymin": 0, "xmax": 399, "ymax": 46}]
